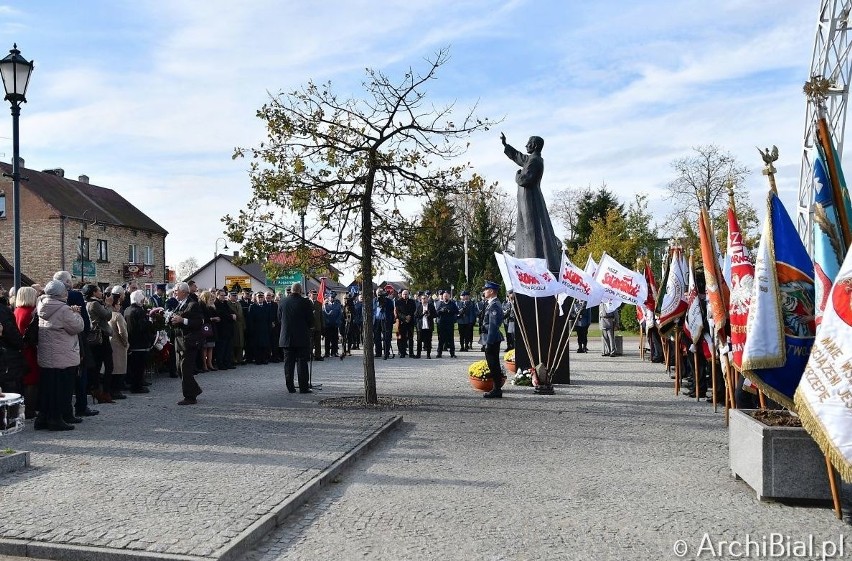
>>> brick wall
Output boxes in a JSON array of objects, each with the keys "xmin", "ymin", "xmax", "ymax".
[{"xmin": 0, "ymin": 176, "xmax": 166, "ymax": 286}]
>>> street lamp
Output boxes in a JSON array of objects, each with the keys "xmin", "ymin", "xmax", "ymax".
[
  {"xmin": 214, "ymin": 237, "xmax": 229, "ymax": 290},
  {"xmin": 0, "ymin": 44, "xmax": 33, "ymax": 291}
]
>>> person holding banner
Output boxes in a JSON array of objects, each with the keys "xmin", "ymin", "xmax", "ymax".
[
  {"xmin": 480, "ymin": 281, "xmax": 505, "ymax": 399},
  {"xmin": 572, "ymin": 301, "xmax": 590, "ymax": 353}
]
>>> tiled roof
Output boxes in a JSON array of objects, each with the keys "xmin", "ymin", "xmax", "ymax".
[{"xmin": 0, "ymin": 162, "xmax": 167, "ymax": 235}]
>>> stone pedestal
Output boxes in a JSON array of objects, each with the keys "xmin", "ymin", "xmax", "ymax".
[
  {"xmin": 729, "ymin": 409, "xmax": 831, "ymax": 501},
  {"xmin": 513, "ymin": 293, "xmax": 571, "ymax": 384}
]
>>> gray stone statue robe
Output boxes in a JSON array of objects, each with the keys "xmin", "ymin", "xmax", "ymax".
[{"xmin": 504, "ymin": 139, "xmax": 563, "ymax": 272}]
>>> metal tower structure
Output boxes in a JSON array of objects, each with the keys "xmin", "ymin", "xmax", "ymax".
[{"xmin": 798, "ymin": 0, "xmax": 852, "ymax": 252}]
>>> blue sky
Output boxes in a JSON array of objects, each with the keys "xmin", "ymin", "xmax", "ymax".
[{"xmin": 0, "ymin": 1, "xmax": 818, "ymax": 283}]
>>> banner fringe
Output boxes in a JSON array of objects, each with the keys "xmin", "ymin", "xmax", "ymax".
[{"xmin": 795, "ymin": 390, "xmax": 852, "ymax": 482}]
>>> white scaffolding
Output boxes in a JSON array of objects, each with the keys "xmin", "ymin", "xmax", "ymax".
[{"xmin": 798, "ymin": 0, "xmax": 852, "ymax": 253}]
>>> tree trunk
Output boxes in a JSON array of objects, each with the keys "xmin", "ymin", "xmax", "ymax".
[{"xmin": 361, "ymin": 175, "xmax": 378, "ymax": 404}]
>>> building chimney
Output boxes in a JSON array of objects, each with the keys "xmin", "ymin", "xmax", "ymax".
[
  {"xmin": 42, "ymin": 168, "xmax": 65, "ymax": 178},
  {"xmin": 78, "ymin": 174, "xmax": 89, "ymax": 183},
  {"xmin": 16, "ymin": 157, "xmax": 24, "ymax": 168},
  {"xmin": 233, "ymin": 250, "xmax": 239, "ymax": 257}
]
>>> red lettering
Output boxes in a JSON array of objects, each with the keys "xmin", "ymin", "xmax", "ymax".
[
  {"xmin": 602, "ymin": 272, "xmax": 640, "ymax": 297},
  {"xmin": 515, "ymin": 271, "xmax": 540, "ymax": 285},
  {"xmin": 562, "ymin": 269, "xmax": 591, "ymax": 294}
]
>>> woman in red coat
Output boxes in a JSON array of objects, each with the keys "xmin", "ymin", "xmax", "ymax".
[{"xmin": 14, "ymin": 286, "xmax": 39, "ymax": 418}]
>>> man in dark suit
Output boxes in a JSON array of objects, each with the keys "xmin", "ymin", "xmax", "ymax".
[
  {"xmin": 481, "ymin": 280, "xmax": 505, "ymax": 399},
  {"xmin": 278, "ymin": 282, "xmax": 315, "ymax": 393},
  {"xmin": 169, "ymin": 282, "xmax": 204, "ymax": 405}
]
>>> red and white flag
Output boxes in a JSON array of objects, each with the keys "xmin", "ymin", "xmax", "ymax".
[
  {"xmin": 681, "ymin": 251, "xmax": 703, "ymax": 347},
  {"xmin": 558, "ymin": 253, "xmax": 603, "ymax": 305},
  {"xmin": 727, "ymin": 205, "xmax": 753, "ymax": 371},
  {"xmin": 796, "ymin": 245, "xmax": 852, "ymax": 481},
  {"xmin": 497, "ymin": 253, "xmax": 565, "ymax": 298},
  {"xmin": 594, "ymin": 253, "xmax": 648, "ymax": 307}
]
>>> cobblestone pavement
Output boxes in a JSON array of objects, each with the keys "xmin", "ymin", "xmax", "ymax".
[
  {"xmin": 0, "ymin": 357, "xmax": 398, "ymax": 560},
  {"xmin": 242, "ymin": 338, "xmax": 852, "ymax": 561},
  {"xmin": 2, "ymin": 337, "xmax": 851, "ymax": 561}
]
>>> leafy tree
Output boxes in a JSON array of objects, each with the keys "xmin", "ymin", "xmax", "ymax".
[
  {"xmin": 403, "ymin": 193, "xmax": 464, "ymax": 291},
  {"xmin": 225, "ymin": 48, "xmax": 494, "ymax": 403},
  {"xmin": 467, "ymin": 197, "xmax": 500, "ymax": 285},
  {"xmin": 665, "ymin": 144, "xmax": 758, "ymax": 245},
  {"xmin": 572, "ymin": 185, "xmax": 624, "ymax": 249}
]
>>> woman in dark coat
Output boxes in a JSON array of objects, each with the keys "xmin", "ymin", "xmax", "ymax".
[
  {"xmin": 246, "ymin": 292, "xmax": 270, "ymax": 365},
  {"xmin": 124, "ymin": 290, "xmax": 154, "ymax": 393}
]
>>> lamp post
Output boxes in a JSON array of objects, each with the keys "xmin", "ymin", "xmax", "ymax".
[
  {"xmin": 0, "ymin": 44, "xmax": 33, "ymax": 291},
  {"xmin": 214, "ymin": 237, "xmax": 229, "ymax": 290}
]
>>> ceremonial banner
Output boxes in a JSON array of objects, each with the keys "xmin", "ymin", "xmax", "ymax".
[
  {"xmin": 796, "ymin": 244, "xmax": 852, "ymax": 480},
  {"xmin": 813, "ymin": 143, "xmax": 849, "ymax": 326},
  {"xmin": 584, "ymin": 255, "xmax": 598, "ymax": 278},
  {"xmin": 699, "ymin": 206, "xmax": 730, "ymax": 339},
  {"xmin": 741, "ymin": 191, "xmax": 816, "ymax": 408},
  {"xmin": 643, "ymin": 261, "xmax": 657, "ymax": 311},
  {"xmin": 682, "ymin": 251, "xmax": 703, "ymax": 346},
  {"xmin": 658, "ymin": 246, "xmax": 688, "ymax": 332},
  {"xmin": 727, "ymin": 203, "xmax": 754, "ymax": 371},
  {"xmin": 499, "ymin": 253, "xmax": 565, "ymax": 298},
  {"xmin": 594, "ymin": 253, "xmax": 648, "ymax": 307},
  {"xmin": 317, "ymin": 277, "xmax": 327, "ymax": 304},
  {"xmin": 558, "ymin": 253, "xmax": 603, "ymax": 305}
]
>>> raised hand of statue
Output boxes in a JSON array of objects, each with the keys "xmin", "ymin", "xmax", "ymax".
[{"xmin": 500, "ymin": 132, "xmax": 506, "ymax": 146}]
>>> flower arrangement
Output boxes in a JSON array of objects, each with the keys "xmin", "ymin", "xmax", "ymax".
[
  {"xmin": 468, "ymin": 360, "xmax": 492, "ymax": 380},
  {"xmin": 148, "ymin": 307, "xmax": 167, "ymax": 331},
  {"xmin": 512, "ymin": 369, "xmax": 533, "ymax": 386},
  {"xmin": 503, "ymin": 349, "xmax": 515, "ymax": 363}
]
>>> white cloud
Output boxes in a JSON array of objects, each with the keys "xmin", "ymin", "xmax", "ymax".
[{"xmin": 0, "ymin": 1, "xmax": 830, "ymax": 285}]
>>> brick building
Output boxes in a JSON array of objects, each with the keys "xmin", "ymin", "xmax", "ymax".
[{"xmin": 0, "ymin": 161, "xmax": 168, "ymax": 289}]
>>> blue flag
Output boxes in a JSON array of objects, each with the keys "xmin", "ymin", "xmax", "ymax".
[
  {"xmin": 741, "ymin": 191, "xmax": 816, "ymax": 409},
  {"xmin": 813, "ymin": 144, "xmax": 848, "ymax": 326}
]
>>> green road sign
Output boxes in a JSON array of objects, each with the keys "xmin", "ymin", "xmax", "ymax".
[
  {"xmin": 267, "ymin": 269, "xmax": 304, "ymax": 288},
  {"xmin": 72, "ymin": 260, "xmax": 96, "ymax": 278}
]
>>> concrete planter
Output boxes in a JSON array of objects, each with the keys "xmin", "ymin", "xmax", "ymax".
[
  {"xmin": 0, "ymin": 451, "xmax": 30, "ymax": 475},
  {"xmin": 729, "ymin": 409, "xmax": 831, "ymax": 501}
]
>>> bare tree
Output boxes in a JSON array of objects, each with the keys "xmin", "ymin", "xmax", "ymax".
[
  {"xmin": 666, "ymin": 145, "xmax": 751, "ymax": 235},
  {"xmin": 226, "ymin": 48, "xmax": 495, "ymax": 403},
  {"xmin": 176, "ymin": 257, "xmax": 199, "ymax": 281},
  {"xmin": 550, "ymin": 184, "xmax": 593, "ymax": 244}
]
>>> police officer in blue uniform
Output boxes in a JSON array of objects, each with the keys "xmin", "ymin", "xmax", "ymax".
[{"xmin": 481, "ymin": 281, "xmax": 505, "ymax": 398}]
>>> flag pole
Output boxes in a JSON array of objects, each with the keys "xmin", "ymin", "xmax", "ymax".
[
  {"xmin": 674, "ymin": 323, "xmax": 682, "ymax": 395},
  {"xmin": 693, "ymin": 346, "xmax": 700, "ymax": 403},
  {"xmin": 810, "ymin": 82, "xmax": 852, "ymax": 248},
  {"xmin": 510, "ymin": 294, "xmax": 537, "ymax": 379},
  {"xmin": 825, "ymin": 454, "xmax": 843, "ymax": 519},
  {"xmin": 551, "ymin": 305, "xmax": 582, "ymax": 376},
  {"xmin": 549, "ymin": 297, "xmax": 576, "ymax": 370},
  {"xmin": 711, "ymin": 351, "xmax": 718, "ymax": 412},
  {"xmin": 545, "ymin": 296, "xmax": 563, "ymax": 368}
]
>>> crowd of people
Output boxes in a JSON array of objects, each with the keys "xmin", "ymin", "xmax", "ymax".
[{"xmin": 0, "ymin": 273, "xmax": 533, "ymax": 430}]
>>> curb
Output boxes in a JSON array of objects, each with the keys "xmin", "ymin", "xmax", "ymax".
[
  {"xmin": 215, "ymin": 414, "xmax": 403, "ymax": 561},
  {"xmin": 0, "ymin": 415, "xmax": 402, "ymax": 561},
  {"xmin": 0, "ymin": 451, "xmax": 29, "ymax": 475}
]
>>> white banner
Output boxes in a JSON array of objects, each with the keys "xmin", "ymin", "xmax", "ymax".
[
  {"xmin": 682, "ymin": 252, "xmax": 703, "ymax": 346},
  {"xmin": 498, "ymin": 253, "xmax": 565, "ymax": 298},
  {"xmin": 796, "ymin": 244, "xmax": 852, "ymax": 481},
  {"xmin": 593, "ymin": 253, "xmax": 648, "ymax": 307},
  {"xmin": 559, "ymin": 253, "xmax": 603, "ymax": 305}
]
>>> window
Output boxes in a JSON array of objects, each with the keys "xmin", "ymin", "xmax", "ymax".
[
  {"xmin": 143, "ymin": 245, "xmax": 153, "ymax": 265},
  {"xmin": 79, "ymin": 236, "xmax": 90, "ymax": 261},
  {"xmin": 97, "ymin": 239, "xmax": 108, "ymax": 262},
  {"xmin": 128, "ymin": 243, "xmax": 138, "ymax": 263},
  {"xmin": 0, "ymin": 193, "xmax": 6, "ymax": 219}
]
